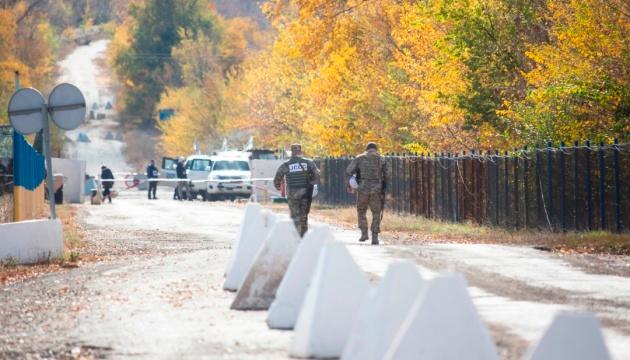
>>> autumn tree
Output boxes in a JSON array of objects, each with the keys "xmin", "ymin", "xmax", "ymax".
[{"xmin": 513, "ymin": 0, "xmax": 630, "ymax": 143}]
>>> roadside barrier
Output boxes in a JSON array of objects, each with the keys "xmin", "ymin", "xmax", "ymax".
[
  {"xmin": 223, "ymin": 208, "xmax": 276, "ymax": 291},
  {"xmin": 231, "ymin": 219, "xmax": 300, "ymax": 310},
  {"xmin": 224, "ymin": 206, "xmax": 613, "ymax": 359},
  {"xmin": 267, "ymin": 226, "xmax": 332, "ymax": 329}
]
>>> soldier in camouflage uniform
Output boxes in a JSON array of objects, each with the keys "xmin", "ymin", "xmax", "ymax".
[
  {"xmin": 346, "ymin": 142, "xmax": 389, "ymax": 245},
  {"xmin": 274, "ymin": 144, "xmax": 320, "ymax": 237}
]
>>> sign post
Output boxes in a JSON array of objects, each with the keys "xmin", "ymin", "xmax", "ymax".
[
  {"xmin": 8, "ymin": 83, "xmax": 86, "ymax": 220},
  {"xmin": 41, "ymin": 103, "xmax": 56, "ymax": 218}
]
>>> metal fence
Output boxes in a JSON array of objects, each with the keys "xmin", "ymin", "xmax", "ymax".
[{"xmin": 316, "ymin": 140, "xmax": 629, "ymax": 233}]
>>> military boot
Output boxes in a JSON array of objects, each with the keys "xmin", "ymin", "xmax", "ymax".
[
  {"xmin": 371, "ymin": 233, "xmax": 379, "ymax": 245},
  {"xmin": 358, "ymin": 230, "xmax": 369, "ymax": 242}
]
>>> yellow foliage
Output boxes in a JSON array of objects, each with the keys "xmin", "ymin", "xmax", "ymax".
[{"xmin": 0, "ymin": 5, "xmax": 55, "ymax": 125}]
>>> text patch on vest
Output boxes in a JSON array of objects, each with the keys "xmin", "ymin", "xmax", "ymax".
[{"xmin": 289, "ymin": 163, "xmax": 308, "ymax": 172}]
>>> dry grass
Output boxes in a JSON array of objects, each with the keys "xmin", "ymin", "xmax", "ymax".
[
  {"xmin": 311, "ymin": 204, "xmax": 630, "ymax": 255},
  {"xmin": 0, "ymin": 204, "xmax": 87, "ymax": 285}
]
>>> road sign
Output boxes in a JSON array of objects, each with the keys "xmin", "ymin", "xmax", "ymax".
[
  {"xmin": 48, "ymin": 83, "xmax": 86, "ymax": 130},
  {"xmin": 7, "ymin": 88, "xmax": 46, "ymax": 135},
  {"xmin": 6, "ymin": 82, "xmax": 86, "ymax": 220}
]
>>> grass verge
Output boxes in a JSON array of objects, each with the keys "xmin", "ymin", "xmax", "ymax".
[
  {"xmin": 310, "ymin": 204, "xmax": 630, "ymax": 255},
  {"xmin": 0, "ymin": 204, "xmax": 86, "ymax": 285}
]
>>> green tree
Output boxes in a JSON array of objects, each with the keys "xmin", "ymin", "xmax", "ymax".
[
  {"xmin": 439, "ymin": 0, "xmax": 547, "ymax": 142},
  {"xmin": 114, "ymin": 0, "xmax": 219, "ymax": 125}
]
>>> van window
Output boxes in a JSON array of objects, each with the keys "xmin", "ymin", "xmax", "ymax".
[
  {"xmin": 188, "ymin": 159, "xmax": 212, "ymax": 171},
  {"xmin": 213, "ymin": 160, "xmax": 250, "ymax": 171}
]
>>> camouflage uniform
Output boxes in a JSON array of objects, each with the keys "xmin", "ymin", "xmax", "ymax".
[
  {"xmin": 346, "ymin": 148, "xmax": 388, "ymax": 243},
  {"xmin": 274, "ymin": 149, "xmax": 320, "ymax": 237}
]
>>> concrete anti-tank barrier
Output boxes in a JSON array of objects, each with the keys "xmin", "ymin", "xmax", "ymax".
[
  {"xmin": 0, "ymin": 219, "xmax": 64, "ymax": 264},
  {"xmin": 231, "ymin": 219, "xmax": 300, "ymax": 310}
]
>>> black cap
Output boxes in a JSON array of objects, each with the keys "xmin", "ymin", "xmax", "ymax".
[{"xmin": 366, "ymin": 142, "xmax": 378, "ymax": 150}]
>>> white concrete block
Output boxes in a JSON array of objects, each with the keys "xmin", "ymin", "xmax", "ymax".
[
  {"xmin": 267, "ymin": 226, "xmax": 333, "ymax": 329},
  {"xmin": 384, "ymin": 273, "xmax": 499, "ymax": 360},
  {"xmin": 223, "ymin": 207, "xmax": 276, "ymax": 291},
  {"xmin": 0, "ymin": 219, "xmax": 64, "ymax": 264},
  {"xmin": 290, "ymin": 242, "xmax": 370, "ymax": 358},
  {"xmin": 525, "ymin": 312, "xmax": 611, "ymax": 360},
  {"xmin": 225, "ymin": 202, "xmax": 261, "ymax": 277},
  {"xmin": 231, "ymin": 220, "xmax": 301, "ymax": 310},
  {"xmin": 52, "ymin": 158, "xmax": 86, "ymax": 203},
  {"xmin": 342, "ymin": 261, "xmax": 425, "ymax": 360}
]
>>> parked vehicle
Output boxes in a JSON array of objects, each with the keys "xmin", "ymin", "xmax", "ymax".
[
  {"xmin": 206, "ymin": 152, "xmax": 252, "ymax": 201},
  {"xmin": 162, "ymin": 155, "xmax": 213, "ymax": 200}
]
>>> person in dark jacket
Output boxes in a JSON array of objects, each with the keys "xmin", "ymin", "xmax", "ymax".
[
  {"xmin": 175, "ymin": 157, "xmax": 188, "ymax": 201},
  {"xmin": 146, "ymin": 160, "xmax": 159, "ymax": 200},
  {"xmin": 100, "ymin": 165, "xmax": 114, "ymax": 203}
]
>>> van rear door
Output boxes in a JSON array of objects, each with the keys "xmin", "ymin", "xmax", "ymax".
[{"xmin": 161, "ymin": 157, "xmax": 177, "ymax": 187}]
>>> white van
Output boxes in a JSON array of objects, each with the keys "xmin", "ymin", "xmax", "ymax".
[
  {"xmin": 162, "ymin": 155, "xmax": 213, "ymax": 200},
  {"xmin": 206, "ymin": 152, "xmax": 252, "ymax": 201}
]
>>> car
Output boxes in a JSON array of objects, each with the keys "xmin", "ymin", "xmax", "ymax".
[
  {"xmin": 161, "ymin": 155, "xmax": 213, "ymax": 200},
  {"xmin": 206, "ymin": 152, "xmax": 252, "ymax": 201},
  {"xmin": 185, "ymin": 155, "xmax": 213, "ymax": 200}
]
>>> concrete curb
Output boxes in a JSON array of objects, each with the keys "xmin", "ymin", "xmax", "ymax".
[{"xmin": 0, "ymin": 219, "xmax": 64, "ymax": 264}]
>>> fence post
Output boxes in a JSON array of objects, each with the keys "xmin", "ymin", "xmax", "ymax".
[
  {"xmin": 560, "ymin": 141, "xmax": 566, "ymax": 232},
  {"xmin": 455, "ymin": 153, "xmax": 460, "ymax": 222},
  {"xmin": 599, "ymin": 141, "xmax": 606, "ymax": 230},
  {"xmin": 493, "ymin": 150, "xmax": 498, "ymax": 226},
  {"xmin": 613, "ymin": 139, "xmax": 621, "ymax": 232},
  {"xmin": 477, "ymin": 150, "xmax": 483, "ymax": 224},
  {"xmin": 586, "ymin": 140, "xmax": 593, "ymax": 230},
  {"xmin": 504, "ymin": 150, "xmax": 509, "ymax": 227},
  {"xmin": 468, "ymin": 149, "xmax": 477, "ymax": 220},
  {"xmin": 535, "ymin": 148, "xmax": 542, "ymax": 228},
  {"xmin": 523, "ymin": 146, "xmax": 529, "ymax": 229},
  {"xmin": 462, "ymin": 151, "xmax": 470, "ymax": 220},
  {"xmin": 425, "ymin": 153, "xmax": 434, "ymax": 218},
  {"xmin": 546, "ymin": 142, "xmax": 554, "ymax": 230},
  {"xmin": 447, "ymin": 153, "xmax": 453, "ymax": 221},
  {"xmin": 434, "ymin": 153, "xmax": 439, "ymax": 219},
  {"xmin": 573, "ymin": 141, "xmax": 579, "ymax": 231},
  {"xmin": 514, "ymin": 148, "xmax": 520, "ymax": 228}
]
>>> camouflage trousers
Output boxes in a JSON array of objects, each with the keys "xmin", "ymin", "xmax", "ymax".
[
  {"xmin": 356, "ymin": 191, "xmax": 383, "ymax": 234},
  {"xmin": 288, "ymin": 195, "xmax": 311, "ymax": 237}
]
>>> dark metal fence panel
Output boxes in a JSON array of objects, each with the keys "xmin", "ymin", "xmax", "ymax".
[{"xmin": 315, "ymin": 142, "xmax": 628, "ymax": 232}]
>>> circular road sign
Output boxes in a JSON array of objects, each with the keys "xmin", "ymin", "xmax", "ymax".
[
  {"xmin": 7, "ymin": 87, "xmax": 45, "ymax": 135},
  {"xmin": 48, "ymin": 83, "xmax": 86, "ymax": 130}
]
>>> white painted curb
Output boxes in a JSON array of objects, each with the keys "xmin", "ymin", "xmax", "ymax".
[{"xmin": 0, "ymin": 219, "xmax": 64, "ymax": 264}]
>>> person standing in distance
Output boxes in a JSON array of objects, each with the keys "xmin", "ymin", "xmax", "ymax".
[
  {"xmin": 175, "ymin": 157, "xmax": 188, "ymax": 201},
  {"xmin": 146, "ymin": 159, "xmax": 159, "ymax": 200},
  {"xmin": 346, "ymin": 142, "xmax": 389, "ymax": 245},
  {"xmin": 100, "ymin": 165, "xmax": 115, "ymax": 204},
  {"xmin": 274, "ymin": 144, "xmax": 320, "ymax": 237}
]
